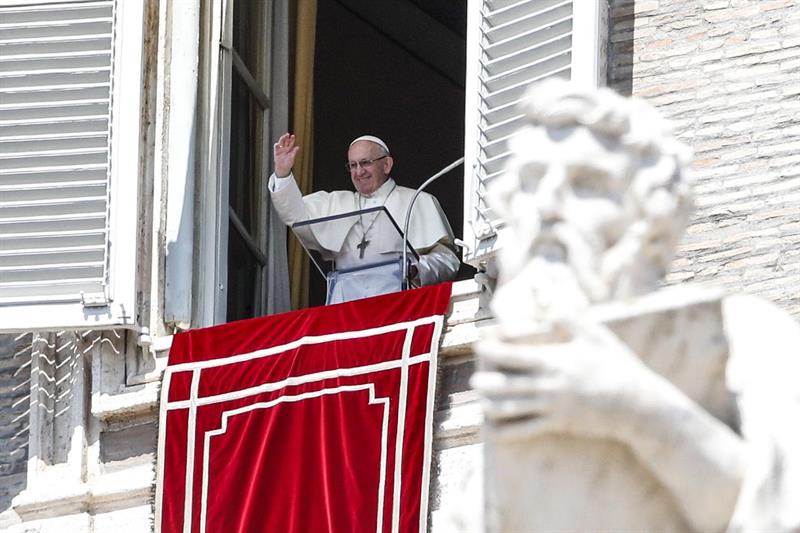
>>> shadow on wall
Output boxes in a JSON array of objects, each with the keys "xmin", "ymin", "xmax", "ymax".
[
  {"xmin": 0, "ymin": 333, "xmax": 32, "ymax": 518},
  {"xmin": 608, "ymin": 0, "xmax": 634, "ymax": 96}
]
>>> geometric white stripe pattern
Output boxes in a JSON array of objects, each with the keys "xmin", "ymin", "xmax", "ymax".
[
  {"xmin": 155, "ymin": 315, "xmax": 443, "ymax": 533},
  {"xmin": 200, "ymin": 385, "xmax": 391, "ymax": 533}
]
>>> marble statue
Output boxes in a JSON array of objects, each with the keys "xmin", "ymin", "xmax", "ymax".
[{"xmin": 458, "ymin": 79, "xmax": 800, "ymax": 531}]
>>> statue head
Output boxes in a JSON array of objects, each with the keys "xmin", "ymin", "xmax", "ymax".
[{"xmin": 488, "ymin": 79, "xmax": 693, "ymax": 325}]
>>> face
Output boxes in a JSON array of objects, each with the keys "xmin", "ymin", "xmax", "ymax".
[
  {"xmin": 348, "ymin": 141, "xmax": 393, "ymax": 196},
  {"xmin": 493, "ymin": 124, "xmax": 639, "ymax": 305},
  {"xmin": 514, "ymin": 125, "xmax": 635, "ymax": 248}
]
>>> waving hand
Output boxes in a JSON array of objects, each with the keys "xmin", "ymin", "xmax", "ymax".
[{"xmin": 273, "ymin": 133, "xmax": 300, "ymax": 178}]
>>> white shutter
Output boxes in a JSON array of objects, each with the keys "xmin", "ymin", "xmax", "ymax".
[
  {"xmin": 0, "ymin": 0, "xmax": 144, "ymax": 332},
  {"xmin": 462, "ymin": 0, "xmax": 606, "ymax": 266},
  {"xmin": 0, "ymin": 0, "xmax": 114, "ymax": 305}
]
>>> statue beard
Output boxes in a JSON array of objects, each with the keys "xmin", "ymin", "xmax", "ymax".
[{"xmin": 492, "ymin": 221, "xmax": 646, "ymax": 333}]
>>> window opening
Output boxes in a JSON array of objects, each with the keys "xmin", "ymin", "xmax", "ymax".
[
  {"xmin": 308, "ymin": 0, "xmax": 470, "ymax": 306},
  {"xmin": 225, "ymin": 0, "xmax": 271, "ymax": 321}
]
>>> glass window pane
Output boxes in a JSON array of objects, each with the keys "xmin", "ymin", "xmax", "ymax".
[
  {"xmin": 228, "ymin": 68, "xmax": 260, "ymax": 234},
  {"xmin": 233, "ymin": 0, "xmax": 264, "ymax": 78},
  {"xmin": 227, "ymin": 224, "xmax": 259, "ymax": 321}
]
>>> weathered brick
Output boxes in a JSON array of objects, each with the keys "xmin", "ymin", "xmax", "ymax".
[
  {"xmin": 704, "ymin": 5, "xmax": 760, "ymax": 23},
  {"xmin": 765, "ymin": 191, "xmax": 800, "ymax": 205},
  {"xmin": 780, "ymin": 58, "xmax": 800, "ymax": 70},
  {"xmin": 696, "ymin": 188, "xmax": 755, "ymax": 207},
  {"xmin": 610, "ymin": 0, "xmax": 800, "ymax": 315},
  {"xmin": 637, "ymin": 0, "xmax": 661, "ymax": 14},
  {"xmin": 639, "ymin": 42, "xmax": 699, "ymax": 61},
  {"xmin": 699, "ymin": 107, "xmax": 756, "ymax": 124},
  {"xmin": 750, "ymin": 28, "xmax": 781, "ymax": 40},
  {"xmin": 693, "ymin": 139, "xmax": 730, "ymax": 154},
  {"xmin": 769, "ymin": 154, "xmax": 800, "ymax": 167},
  {"xmin": 725, "ymin": 41, "xmax": 783, "ymax": 59},
  {"xmin": 781, "ymin": 84, "xmax": 800, "ymax": 96},
  {"xmin": 698, "ymin": 246, "xmax": 751, "ymax": 263},
  {"xmin": 722, "ymin": 62, "xmax": 782, "ymax": 80},
  {"xmin": 756, "ymin": 176, "xmax": 800, "ymax": 195},
  {"xmin": 665, "ymin": 18, "xmax": 703, "ymax": 30},
  {"xmin": 707, "ymin": 24, "xmax": 736, "ymax": 37},
  {"xmin": 692, "ymin": 158, "xmax": 721, "ymax": 171},
  {"xmin": 689, "ymin": 49, "xmax": 725, "ymax": 65},
  {"xmin": 760, "ymin": 0, "xmax": 796, "ymax": 12},
  {"xmin": 647, "ymin": 38, "xmax": 674, "ymax": 49},
  {"xmin": 782, "ymin": 37, "xmax": 800, "ymax": 48},
  {"xmin": 757, "ymin": 140, "xmax": 800, "ymax": 156},
  {"xmin": 703, "ymin": 1, "xmax": 730, "ymax": 10}
]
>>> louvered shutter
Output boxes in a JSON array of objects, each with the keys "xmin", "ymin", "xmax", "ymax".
[
  {"xmin": 0, "ymin": 0, "xmax": 143, "ymax": 331},
  {"xmin": 0, "ymin": 0, "xmax": 114, "ymax": 305},
  {"xmin": 463, "ymin": 0, "xmax": 605, "ymax": 265}
]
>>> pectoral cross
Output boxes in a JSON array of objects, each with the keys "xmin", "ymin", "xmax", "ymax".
[{"xmin": 357, "ymin": 236, "xmax": 370, "ymax": 259}]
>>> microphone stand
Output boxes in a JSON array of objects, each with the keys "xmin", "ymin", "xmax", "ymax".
[{"xmin": 401, "ymin": 157, "xmax": 465, "ymax": 289}]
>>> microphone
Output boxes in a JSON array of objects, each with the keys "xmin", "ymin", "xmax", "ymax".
[{"xmin": 401, "ymin": 157, "xmax": 465, "ymax": 288}]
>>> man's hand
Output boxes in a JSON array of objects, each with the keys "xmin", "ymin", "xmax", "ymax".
[
  {"xmin": 472, "ymin": 320, "xmax": 657, "ymax": 443},
  {"xmin": 274, "ymin": 133, "xmax": 300, "ymax": 178}
]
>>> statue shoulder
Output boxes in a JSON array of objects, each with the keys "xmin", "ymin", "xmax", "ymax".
[{"xmin": 723, "ymin": 292, "xmax": 800, "ymax": 392}]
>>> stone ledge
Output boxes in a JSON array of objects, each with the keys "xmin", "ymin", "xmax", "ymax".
[
  {"xmin": 12, "ymin": 465, "xmax": 153, "ymax": 522},
  {"xmin": 434, "ymin": 396, "xmax": 481, "ymax": 448},
  {"xmin": 92, "ymin": 381, "xmax": 159, "ymax": 425}
]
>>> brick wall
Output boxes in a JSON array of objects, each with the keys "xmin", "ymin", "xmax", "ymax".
[
  {"xmin": 609, "ymin": 0, "xmax": 800, "ymax": 315},
  {"xmin": 0, "ymin": 333, "xmax": 31, "ymax": 514}
]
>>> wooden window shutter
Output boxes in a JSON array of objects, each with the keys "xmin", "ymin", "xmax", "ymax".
[
  {"xmin": 463, "ymin": 0, "xmax": 605, "ymax": 266},
  {"xmin": 0, "ymin": 0, "xmax": 144, "ymax": 331}
]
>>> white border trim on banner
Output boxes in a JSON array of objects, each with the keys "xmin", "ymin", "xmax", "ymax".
[
  {"xmin": 166, "ymin": 316, "xmax": 438, "ymax": 373},
  {"xmin": 199, "ymin": 384, "xmax": 391, "ymax": 533},
  {"xmin": 166, "ymin": 353, "xmax": 430, "ymax": 411},
  {"xmin": 183, "ymin": 369, "xmax": 201, "ymax": 533},
  {"xmin": 154, "ymin": 314, "xmax": 445, "ymax": 533},
  {"xmin": 419, "ymin": 315, "xmax": 443, "ymax": 532},
  {"xmin": 390, "ymin": 327, "xmax": 414, "ymax": 532}
]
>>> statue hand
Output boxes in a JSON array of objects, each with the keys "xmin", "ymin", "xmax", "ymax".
[
  {"xmin": 273, "ymin": 133, "xmax": 300, "ymax": 178},
  {"xmin": 472, "ymin": 320, "xmax": 658, "ymax": 443}
]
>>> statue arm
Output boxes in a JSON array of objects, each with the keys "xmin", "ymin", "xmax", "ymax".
[
  {"xmin": 474, "ymin": 321, "xmax": 746, "ymax": 532},
  {"xmin": 722, "ymin": 294, "xmax": 800, "ymax": 530},
  {"xmin": 614, "ymin": 368, "xmax": 745, "ymax": 532}
]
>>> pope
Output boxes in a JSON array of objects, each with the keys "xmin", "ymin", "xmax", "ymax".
[{"xmin": 268, "ymin": 133, "xmax": 459, "ymax": 304}]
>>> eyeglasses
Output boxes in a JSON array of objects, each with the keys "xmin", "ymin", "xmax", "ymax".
[{"xmin": 345, "ymin": 155, "xmax": 388, "ymax": 172}]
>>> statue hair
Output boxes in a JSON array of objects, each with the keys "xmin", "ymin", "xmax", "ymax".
[{"xmin": 490, "ymin": 79, "xmax": 694, "ymax": 303}]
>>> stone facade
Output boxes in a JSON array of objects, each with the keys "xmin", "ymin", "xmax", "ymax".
[
  {"xmin": 0, "ymin": 334, "xmax": 31, "ymax": 526},
  {"xmin": 609, "ymin": 0, "xmax": 800, "ymax": 316},
  {"xmin": 1, "ymin": 1, "xmax": 799, "ymax": 531}
]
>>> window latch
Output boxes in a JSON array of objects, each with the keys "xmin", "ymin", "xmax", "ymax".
[{"xmin": 81, "ymin": 291, "xmax": 110, "ymax": 308}]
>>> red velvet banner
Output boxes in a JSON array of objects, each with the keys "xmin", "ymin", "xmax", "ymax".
[{"xmin": 155, "ymin": 283, "xmax": 452, "ymax": 533}]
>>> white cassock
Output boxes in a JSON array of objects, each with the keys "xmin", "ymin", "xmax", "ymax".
[{"xmin": 269, "ymin": 174, "xmax": 459, "ymax": 303}]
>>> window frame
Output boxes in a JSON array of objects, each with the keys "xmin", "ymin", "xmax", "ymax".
[{"xmin": 193, "ymin": 0, "xmax": 290, "ymax": 327}]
